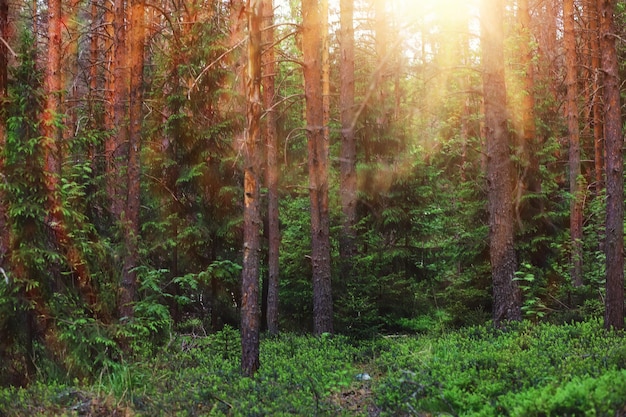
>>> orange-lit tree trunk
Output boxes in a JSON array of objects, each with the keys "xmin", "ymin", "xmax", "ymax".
[
  {"xmin": 109, "ymin": 0, "xmax": 128, "ymax": 220},
  {"xmin": 241, "ymin": 0, "xmax": 262, "ymax": 376},
  {"xmin": 119, "ymin": 0, "xmax": 145, "ymax": 320},
  {"xmin": 480, "ymin": 0, "xmax": 521, "ymax": 325},
  {"xmin": 599, "ymin": 0, "xmax": 623, "ymax": 330},
  {"xmin": 302, "ymin": 0, "xmax": 333, "ymax": 335},
  {"xmin": 564, "ymin": 0, "xmax": 583, "ymax": 287},
  {"xmin": 262, "ymin": 0, "xmax": 280, "ymax": 336},
  {"xmin": 339, "ymin": 0, "xmax": 356, "ymax": 273}
]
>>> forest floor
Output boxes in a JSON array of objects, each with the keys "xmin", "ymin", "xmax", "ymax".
[{"xmin": 2, "ymin": 318, "xmax": 626, "ymax": 416}]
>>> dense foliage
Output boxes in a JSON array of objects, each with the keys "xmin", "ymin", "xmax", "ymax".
[{"xmin": 1, "ymin": 320, "xmax": 625, "ymax": 416}]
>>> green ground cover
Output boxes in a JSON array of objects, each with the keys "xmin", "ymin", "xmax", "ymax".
[{"xmin": 1, "ymin": 319, "xmax": 625, "ymax": 416}]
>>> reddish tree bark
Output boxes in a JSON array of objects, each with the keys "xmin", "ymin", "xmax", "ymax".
[
  {"xmin": 599, "ymin": 0, "xmax": 624, "ymax": 330},
  {"xmin": 480, "ymin": 0, "xmax": 522, "ymax": 325},
  {"xmin": 119, "ymin": 0, "xmax": 145, "ymax": 320},
  {"xmin": 564, "ymin": 0, "xmax": 583, "ymax": 287},
  {"xmin": 262, "ymin": 0, "xmax": 280, "ymax": 336},
  {"xmin": 109, "ymin": 0, "xmax": 128, "ymax": 220},
  {"xmin": 241, "ymin": 0, "xmax": 262, "ymax": 376},
  {"xmin": 302, "ymin": 0, "xmax": 333, "ymax": 335}
]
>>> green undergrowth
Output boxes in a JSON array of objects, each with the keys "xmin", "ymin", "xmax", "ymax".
[
  {"xmin": 1, "ymin": 319, "xmax": 625, "ymax": 416},
  {"xmin": 372, "ymin": 318, "xmax": 626, "ymax": 416}
]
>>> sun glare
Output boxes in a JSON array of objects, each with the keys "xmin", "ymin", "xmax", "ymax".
[{"xmin": 385, "ymin": 0, "xmax": 479, "ymax": 27}]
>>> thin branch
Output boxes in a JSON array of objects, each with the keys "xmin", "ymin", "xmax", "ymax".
[
  {"xmin": 0, "ymin": 36, "xmax": 17, "ymax": 58},
  {"xmin": 187, "ymin": 37, "xmax": 247, "ymax": 99}
]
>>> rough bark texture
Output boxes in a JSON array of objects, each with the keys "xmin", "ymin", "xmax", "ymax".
[
  {"xmin": 241, "ymin": 0, "xmax": 262, "ymax": 376},
  {"xmin": 119, "ymin": 0, "xmax": 145, "ymax": 320},
  {"xmin": 480, "ymin": 0, "xmax": 522, "ymax": 326},
  {"xmin": 599, "ymin": 0, "xmax": 624, "ymax": 330},
  {"xmin": 262, "ymin": 0, "xmax": 280, "ymax": 336},
  {"xmin": 302, "ymin": 0, "xmax": 333, "ymax": 335},
  {"xmin": 564, "ymin": 0, "xmax": 583, "ymax": 287},
  {"xmin": 339, "ymin": 0, "xmax": 357, "ymax": 276}
]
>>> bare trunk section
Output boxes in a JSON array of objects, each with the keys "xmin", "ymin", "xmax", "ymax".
[
  {"xmin": 599, "ymin": 0, "xmax": 624, "ymax": 330},
  {"xmin": 590, "ymin": 0, "xmax": 603, "ymax": 194},
  {"xmin": 564, "ymin": 0, "xmax": 583, "ymax": 287},
  {"xmin": 119, "ymin": 0, "xmax": 145, "ymax": 320},
  {"xmin": 302, "ymin": 0, "xmax": 333, "ymax": 335},
  {"xmin": 262, "ymin": 0, "xmax": 280, "ymax": 336},
  {"xmin": 480, "ymin": 0, "xmax": 522, "ymax": 325},
  {"xmin": 241, "ymin": 0, "xmax": 262, "ymax": 376}
]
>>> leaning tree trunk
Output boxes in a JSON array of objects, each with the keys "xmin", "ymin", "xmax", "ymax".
[
  {"xmin": 302, "ymin": 0, "xmax": 333, "ymax": 335},
  {"xmin": 480, "ymin": 0, "xmax": 522, "ymax": 326},
  {"xmin": 241, "ymin": 0, "xmax": 262, "ymax": 376},
  {"xmin": 599, "ymin": 0, "xmax": 624, "ymax": 330}
]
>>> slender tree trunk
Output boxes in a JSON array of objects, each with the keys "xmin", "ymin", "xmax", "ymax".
[
  {"xmin": 0, "ymin": 0, "xmax": 9, "ymax": 266},
  {"xmin": 262, "ymin": 0, "xmax": 280, "ymax": 336},
  {"xmin": 119, "ymin": 0, "xmax": 145, "ymax": 320},
  {"xmin": 564, "ymin": 0, "xmax": 583, "ymax": 287},
  {"xmin": 480, "ymin": 0, "xmax": 522, "ymax": 325},
  {"xmin": 42, "ymin": 0, "xmax": 97, "ymax": 309},
  {"xmin": 518, "ymin": 0, "xmax": 535, "ymax": 146},
  {"xmin": 599, "ymin": 0, "xmax": 624, "ymax": 330},
  {"xmin": 109, "ymin": 0, "xmax": 128, "ymax": 220},
  {"xmin": 241, "ymin": 0, "xmax": 262, "ymax": 376},
  {"xmin": 516, "ymin": 0, "xmax": 541, "ymax": 230},
  {"xmin": 302, "ymin": 0, "xmax": 333, "ymax": 335},
  {"xmin": 339, "ymin": 0, "xmax": 356, "ymax": 276},
  {"xmin": 103, "ymin": 0, "xmax": 115, "ymax": 132},
  {"xmin": 591, "ymin": 0, "xmax": 603, "ymax": 194},
  {"xmin": 89, "ymin": 0, "xmax": 100, "ymax": 121}
]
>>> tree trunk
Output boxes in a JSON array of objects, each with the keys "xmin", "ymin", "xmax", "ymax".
[
  {"xmin": 302, "ymin": 0, "xmax": 333, "ymax": 335},
  {"xmin": 591, "ymin": 0, "xmax": 603, "ymax": 194},
  {"xmin": 262, "ymin": 0, "xmax": 280, "ymax": 336},
  {"xmin": 480, "ymin": 0, "xmax": 522, "ymax": 326},
  {"xmin": 599, "ymin": 0, "xmax": 624, "ymax": 330},
  {"xmin": 564, "ymin": 0, "xmax": 583, "ymax": 287},
  {"xmin": 109, "ymin": 0, "xmax": 128, "ymax": 220},
  {"xmin": 0, "ymin": 0, "xmax": 9, "ymax": 266},
  {"xmin": 339, "ymin": 0, "xmax": 357, "ymax": 277},
  {"xmin": 119, "ymin": 0, "xmax": 145, "ymax": 320},
  {"xmin": 241, "ymin": 0, "xmax": 262, "ymax": 376}
]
